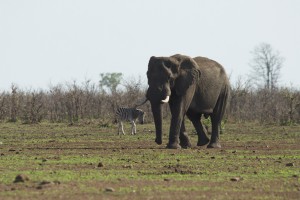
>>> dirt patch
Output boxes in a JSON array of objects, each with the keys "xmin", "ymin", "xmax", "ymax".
[{"xmin": 0, "ymin": 122, "xmax": 299, "ymax": 199}]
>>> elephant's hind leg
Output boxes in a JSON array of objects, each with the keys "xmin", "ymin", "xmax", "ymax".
[
  {"xmin": 187, "ymin": 112, "xmax": 210, "ymax": 146},
  {"xmin": 207, "ymin": 116, "xmax": 222, "ymax": 148},
  {"xmin": 179, "ymin": 119, "xmax": 192, "ymax": 149},
  {"xmin": 208, "ymin": 85, "xmax": 229, "ymax": 148},
  {"xmin": 207, "ymin": 92, "xmax": 228, "ymax": 148}
]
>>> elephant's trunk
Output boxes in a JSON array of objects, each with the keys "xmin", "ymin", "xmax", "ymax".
[{"xmin": 150, "ymin": 101, "xmax": 163, "ymax": 145}]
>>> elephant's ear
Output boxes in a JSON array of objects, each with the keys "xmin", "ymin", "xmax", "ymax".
[{"xmin": 175, "ymin": 57, "xmax": 201, "ymax": 96}]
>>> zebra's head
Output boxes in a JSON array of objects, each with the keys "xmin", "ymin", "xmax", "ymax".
[{"xmin": 137, "ymin": 109, "xmax": 145, "ymax": 124}]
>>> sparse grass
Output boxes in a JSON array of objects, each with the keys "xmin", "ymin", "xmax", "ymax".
[{"xmin": 0, "ymin": 121, "xmax": 299, "ymax": 199}]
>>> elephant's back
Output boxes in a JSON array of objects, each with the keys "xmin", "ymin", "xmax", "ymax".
[
  {"xmin": 191, "ymin": 56, "xmax": 229, "ymax": 113},
  {"xmin": 193, "ymin": 56, "xmax": 226, "ymax": 73},
  {"xmin": 193, "ymin": 56, "xmax": 229, "ymax": 86}
]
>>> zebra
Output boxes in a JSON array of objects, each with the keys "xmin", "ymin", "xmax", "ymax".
[{"xmin": 115, "ymin": 107, "xmax": 145, "ymax": 135}]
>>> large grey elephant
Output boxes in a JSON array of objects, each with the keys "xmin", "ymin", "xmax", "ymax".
[{"xmin": 138, "ymin": 54, "xmax": 230, "ymax": 149}]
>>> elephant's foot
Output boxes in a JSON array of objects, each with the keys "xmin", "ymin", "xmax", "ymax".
[
  {"xmin": 179, "ymin": 133, "xmax": 192, "ymax": 149},
  {"xmin": 155, "ymin": 137, "xmax": 162, "ymax": 145},
  {"xmin": 207, "ymin": 142, "xmax": 221, "ymax": 148},
  {"xmin": 166, "ymin": 143, "xmax": 181, "ymax": 149},
  {"xmin": 197, "ymin": 138, "xmax": 210, "ymax": 146},
  {"xmin": 180, "ymin": 142, "xmax": 192, "ymax": 149}
]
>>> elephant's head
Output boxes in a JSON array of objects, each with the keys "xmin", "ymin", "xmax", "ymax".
[{"xmin": 145, "ymin": 54, "xmax": 201, "ymax": 145}]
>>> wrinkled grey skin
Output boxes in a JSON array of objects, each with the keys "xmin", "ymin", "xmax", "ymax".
[{"xmin": 146, "ymin": 54, "xmax": 230, "ymax": 149}]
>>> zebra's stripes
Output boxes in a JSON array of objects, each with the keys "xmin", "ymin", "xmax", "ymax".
[{"xmin": 115, "ymin": 107, "xmax": 145, "ymax": 135}]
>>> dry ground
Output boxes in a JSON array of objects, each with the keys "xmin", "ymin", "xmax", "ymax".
[{"xmin": 0, "ymin": 121, "xmax": 299, "ymax": 199}]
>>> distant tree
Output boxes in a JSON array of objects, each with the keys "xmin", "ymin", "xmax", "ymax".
[
  {"xmin": 9, "ymin": 84, "xmax": 18, "ymax": 122},
  {"xmin": 249, "ymin": 43, "xmax": 284, "ymax": 90},
  {"xmin": 99, "ymin": 73, "xmax": 123, "ymax": 94}
]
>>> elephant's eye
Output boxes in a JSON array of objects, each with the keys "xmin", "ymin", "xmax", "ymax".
[
  {"xmin": 169, "ymin": 78, "xmax": 175, "ymax": 87},
  {"xmin": 167, "ymin": 72, "xmax": 172, "ymax": 79}
]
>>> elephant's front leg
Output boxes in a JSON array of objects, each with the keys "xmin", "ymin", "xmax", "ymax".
[
  {"xmin": 166, "ymin": 97, "xmax": 182, "ymax": 149},
  {"xmin": 167, "ymin": 96, "xmax": 191, "ymax": 149},
  {"xmin": 167, "ymin": 115, "xmax": 183, "ymax": 149},
  {"xmin": 179, "ymin": 119, "xmax": 192, "ymax": 149}
]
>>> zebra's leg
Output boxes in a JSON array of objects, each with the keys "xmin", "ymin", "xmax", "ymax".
[
  {"xmin": 118, "ymin": 121, "xmax": 121, "ymax": 135},
  {"xmin": 120, "ymin": 121, "xmax": 125, "ymax": 135},
  {"xmin": 131, "ymin": 121, "xmax": 136, "ymax": 135}
]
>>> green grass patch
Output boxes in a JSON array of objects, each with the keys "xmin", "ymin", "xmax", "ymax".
[{"xmin": 0, "ymin": 122, "xmax": 299, "ymax": 199}]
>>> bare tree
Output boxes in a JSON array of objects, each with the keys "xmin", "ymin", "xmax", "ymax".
[
  {"xmin": 0, "ymin": 91, "xmax": 9, "ymax": 121},
  {"xmin": 249, "ymin": 43, "xmax": 284, "ymax": 90},
  {"xmin": 122, "ymin": 76, "xmax": 144, "ymax": 106},
  {"xmin": 9, "ymin": 84, "xmax": 19, "ymax": 122},
  {"xmin": 21, "ymin": 90, "xmax": 45, "ymax": 124}
]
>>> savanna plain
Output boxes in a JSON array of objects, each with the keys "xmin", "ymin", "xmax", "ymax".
[{"xmin": 0, "ymin": 121, "xmax": 299, "ymax": 200}]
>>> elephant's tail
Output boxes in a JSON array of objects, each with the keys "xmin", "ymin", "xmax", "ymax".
[
  {"xmin": 221, "ymin": 83, "xmax": 230, "ymax": 120},
  {"xmin": 214, "ymin": 82, "xmax": 230, "ymax": 121}
]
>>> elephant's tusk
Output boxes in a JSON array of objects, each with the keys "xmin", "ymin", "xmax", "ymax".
[{"xmin": 161, "ymin": 96, "xmax": 170, "ymax": 103}]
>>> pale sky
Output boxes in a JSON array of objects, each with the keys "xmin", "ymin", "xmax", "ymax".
[{"xmin": 1, "ymin": 0, "xmax": 299, "ymax": 90}]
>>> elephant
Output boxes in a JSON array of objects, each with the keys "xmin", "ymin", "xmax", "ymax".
[{"xmin": 138, "ymin": 54, "xmax": 230, "ymax": 149}]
